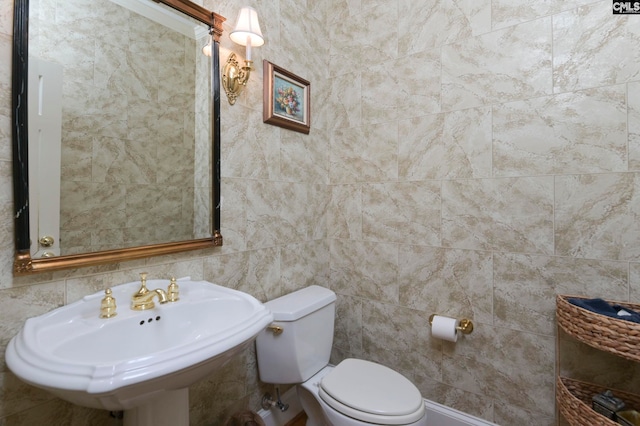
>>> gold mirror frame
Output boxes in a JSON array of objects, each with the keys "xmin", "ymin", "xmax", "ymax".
[{"xmin": 12, "ymin": 0, "xmax": 225, "ymax": 275}]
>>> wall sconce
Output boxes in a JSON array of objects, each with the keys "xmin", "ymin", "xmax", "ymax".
[{"xmin": 222, "ymin": 6, "xmax": 264, "ymax": 105}]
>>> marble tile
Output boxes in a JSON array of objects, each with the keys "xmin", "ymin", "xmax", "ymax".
[
  {"xmin": 630, "ymin": 82, "xmax": 640, "ymax": 170},
  {"xmin": 124, "ymin": 98, "xmax": 160, "ymax": 143},
  {"xmin": 631, "ymin": 262, "xmax": 640, "ymax": 303},
  {"xmin": 60, "ymin": 181, "xmax": 126, "ymax": 229},
  {"xmin": 0, "ymin": 282, "xmax": 65, "ymax": 371},
  {"xmin": 329, "ymin": 239, "xmax": 399, "ymax": 304},
  {"xmin": 333, "ymin": 294, "xmax": 363, "ymax": 356},
  {"xmin": 362, "ymin": 181, "xmax": 441, "ymax": 245},
  {"xmin": 189, "ymin": 353, "xmax": 248, "ymax": 426},
  {"xmin": 92, "ymin": 136, "xmax": 157, "ymax": 185},
  {"xmin": 442, "ymin": 17, "xmax": 553, "ymax": 111},
  {"xmin": 280, "ymin": 240, "xmax": 329, "ymax": 296},
  {"xmin": 429, "ymin": 384, "xmax": 495, "ymax": 423},
  {"xmin": 555, "ymin": 173, "xmax": 640, "ymax": 260},
  {"xmin": 246, "ymin": 181, "xmax": 309, "ymax": 249},
  {"xmin": 219, "ymin": 178, "xmax": 249, "ymax": 253},
  {"xmin": 156, "ymin": 139, "xmax": 195, "ymax": 186},
  {"xmin": 442, "ymin": 326, "xmax": 556, "ymax": 418},
  {"xmin": 362, "ymin": 300, "xmax": 442, "ymax": 382},
  {"xmin": 327, "ymin": 185, "xmax": 362, "ymax": 240},
  {"xmin": 0, "ymin": 371, "xmax": 47, "ymax": 419},
  {"xmin": 399, "ymin": 106, "xmax": 492, "ymax": 180},
  {"xmin": 494, "ymin": 253, "xmax": 628, "ymax": 335},
  {"xmin": 0, "ymin": 393, "xmax": 117, "ymax": 426},
  {"xmin": 330, "ymin": 123, "xmax": 398, "ymax": 184},
  {"xmin": 280, "ymin": 127, "xmax": 329, "ymax": 184},
  {"xmin": 493, "ymin": 85, "xmax": 628, "ymax": 176},
  {"xmin": 327, "ymin": 0, "xmax": 361, "ymax": 25},
  {"xmin": 494, "ymin": 402, "xmax": 555, "ymax": 426},
  {"xmin": 0, "ymin": 32, "xmax": 10, "ymax": 120},
  {"xmin": 65, "ymin": 274, "xmax": 109, "ymax": 304},
  {"xmin": 39, "ymin": 22, "xmax": 95, "ymax": 85},
  {"xmin": 398, "ymin": 0, "xmax": 477, "ymax": 54},
  {"xmin": 0, "ymin": 0, "xmax": 11, "ymax": 35},
  {"xmin": 362, "ymin": 48, "xmax": 441, "ymax": 124},
  {"xmin": 492, "ymin": 0, "xmax": 596, "ymax": 30},
  {"xmin": 307, "ymin": 183, "xmax": 330, "ymax": 240},
  {"xmin": 0, "ymin": 95, "xmax": 8, "ymax": 150},
  {"xmin": 246, "ymin": 247, "xmax": 281, "ymax": 303},
  {"xmin": 328, "ymin": 3, "xmax": 397, "ymax": 78},
  {"xmin": 221, "ymin": 105, "xmax": 280, "ymax": 180},
  {"xmin": 553, "ymin": 1, "xmax": 640, "ymax": 92},
  {"xmin": 203, "ymin": 251, "xmax": 250, "ymax": 293},
  {"xmin": 126, "ymin": 184, "xmax": 184, "ymax": 228},
  {"xmin": 279, "ymin": 1, "xmax": 328, "ymax": 82},
  {"xmin": 0, "ymin": 159, "xmax": 10, "ymax": 206},
  {"xmin": 442, "ymin": 177, "xmax": 555, "ymax": 254},
  {"xmin": 0, "ymin": 207, "xmax": 13, "ymax": 284},
  {"xmin": 398, "ymin": 245, "xmax": 493, "ymax": 324},
  {"xmin": 60, "ymin": 133, "xmax": 92, "ymax": 182},
  {"xmin": 326, "ymin": 72, "xmax": 361, "ymax": 131}
]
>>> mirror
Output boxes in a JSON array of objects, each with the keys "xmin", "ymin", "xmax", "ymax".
[{"xmin": 12, "ymin": 0, "xmax": 225, "ymax": 274}]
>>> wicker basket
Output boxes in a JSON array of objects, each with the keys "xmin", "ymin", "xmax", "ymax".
[
  {"xmin": 557, "ymin": 376, "xmax": 640, "ymax": 426},
  {"xmin": 556, "ymin": 295, "xmax": 640, "ymax": 363}
]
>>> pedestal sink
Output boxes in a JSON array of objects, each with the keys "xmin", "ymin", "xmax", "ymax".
[{"xmin": 5, "ymin": 277, "xmax": 273, "ymax": 426}]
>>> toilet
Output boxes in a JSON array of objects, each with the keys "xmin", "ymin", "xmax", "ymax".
[{"xmin": 255, "ymin": 285, "xmax": 427, "ymax": 426}]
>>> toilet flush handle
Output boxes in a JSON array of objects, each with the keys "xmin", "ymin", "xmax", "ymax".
[{"xmin": 267, "ymin": 324, "xmax": 283, "ymax": 335}]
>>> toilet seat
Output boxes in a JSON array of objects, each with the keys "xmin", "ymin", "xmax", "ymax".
[{"xmin": 319, "ymin": 359, "xmax": 425, "ymax": 425}]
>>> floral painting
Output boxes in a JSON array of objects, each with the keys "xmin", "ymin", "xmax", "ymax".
[
  {"xmin": 273, "ymin": 76, "xmax": 305, "ymax": 123},
  {"xmin": 263, "ymin": 60, "xmax": 310, "ymax": 134}
]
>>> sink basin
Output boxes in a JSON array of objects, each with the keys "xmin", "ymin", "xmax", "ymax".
[{"xmin": 6, "ymin": 278, "xmax": 273, "ymax": 424}]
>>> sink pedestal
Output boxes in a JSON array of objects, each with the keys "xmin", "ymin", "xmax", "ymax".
[{"xmin": 124, "ymin": 389, "xmax": 189, "ymax": 426}]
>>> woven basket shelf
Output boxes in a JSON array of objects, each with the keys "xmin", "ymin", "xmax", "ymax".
[
  {"xmin": 556, "ymin": 294, "xmax": 640, "ymax": 363},
  {"xmin": 557, "ymin": 376, "xmax": 640, "ymax": 426}
]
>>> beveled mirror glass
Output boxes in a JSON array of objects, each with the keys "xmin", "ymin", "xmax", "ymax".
[{"xmin": 12, "ymin": 0, "xmax": 224, "ymax": 274}]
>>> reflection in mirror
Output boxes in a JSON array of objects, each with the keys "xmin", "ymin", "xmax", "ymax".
[{"xmin": 12, "ymin": 0, "xmax": 225, "ymax": 274}]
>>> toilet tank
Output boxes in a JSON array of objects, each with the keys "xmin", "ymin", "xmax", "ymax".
[{"xmin": 256, "ymin": 285, "xmax": 336, "ymax": 384}]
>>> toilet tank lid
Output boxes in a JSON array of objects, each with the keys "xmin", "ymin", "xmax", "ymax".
[{"xmin": 265, "ymin": 285, "xmax": 336, "ymax": 321}]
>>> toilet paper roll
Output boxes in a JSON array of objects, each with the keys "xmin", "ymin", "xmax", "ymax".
[{"xmin": 431, "ymin": 315, "xmax": 458, "ymax": 342}]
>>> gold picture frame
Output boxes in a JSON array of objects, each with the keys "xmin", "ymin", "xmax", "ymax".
[{"xmin": 263, "ymin": 60, "xmax": 310, "ymax": 134}]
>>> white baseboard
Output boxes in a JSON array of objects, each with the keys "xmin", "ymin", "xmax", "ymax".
[{"xmin": 258, "ymin": 388, "xmax": 497, "ymax": 426}]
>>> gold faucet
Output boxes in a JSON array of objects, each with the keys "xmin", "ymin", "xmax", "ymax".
[{"xmin": 131, "ymin": 272, "xmax": 168, "ymax": 310}]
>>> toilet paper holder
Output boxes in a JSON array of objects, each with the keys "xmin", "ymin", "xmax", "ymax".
[{"xmin": 429, "ymin": 314, "xmax": 474, "ymax": 335}]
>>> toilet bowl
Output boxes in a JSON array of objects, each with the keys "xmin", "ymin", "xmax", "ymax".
[
  {"xmin": 255, "ymin": 285, "xmax": 427, "ymax": 426},
  {"xmin": 300, "ymin": 362, "xmax": 427, "ymax": 426}
]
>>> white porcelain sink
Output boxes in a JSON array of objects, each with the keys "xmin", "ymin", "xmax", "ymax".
[{"xmin": 6, "ymin": 277, "xmax": 273, "ymax": 426}]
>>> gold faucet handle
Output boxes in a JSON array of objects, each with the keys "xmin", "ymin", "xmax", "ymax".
[
  {"xmin": 139, "ymin": 272, "xmax": 148, "ymax": 286},
  {"xmin": 99, "ymin": 288, "xmax": 117, "ymax": 319},
  {"xmin": 167, "ymin": 277, "xmax": 179, "ymax": 302}
]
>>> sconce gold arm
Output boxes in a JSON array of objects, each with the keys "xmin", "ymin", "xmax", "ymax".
[{"xmin": 222, "ymin": 53, "xmax": 252, "ymax": 105}]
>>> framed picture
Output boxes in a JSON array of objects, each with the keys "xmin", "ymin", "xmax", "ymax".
[{"xmin": 263, "ymin": 60, "xmax": 310, "ymax": 134}]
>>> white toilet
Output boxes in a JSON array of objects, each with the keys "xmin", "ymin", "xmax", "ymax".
[{"xmin": 256, "ymin": 285, "xmax": 428, "ymax": 426}]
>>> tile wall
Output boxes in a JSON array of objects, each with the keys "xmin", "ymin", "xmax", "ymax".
[
  {"xmin": 325, "ymin": 1, "xmax": 640, "ymax": 425},
  {"xmin": 0, "ymin": 0, "xmax": 640, "ymax": 425}
]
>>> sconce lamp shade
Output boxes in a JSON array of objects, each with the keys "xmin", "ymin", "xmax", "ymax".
[
  {"xmin": 202, "ymin": 36, "xmax": 212, "ymax": 57},
  {"xmin": 229, "ymin": 6, "xmax": 264, "ymax": 47}
]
